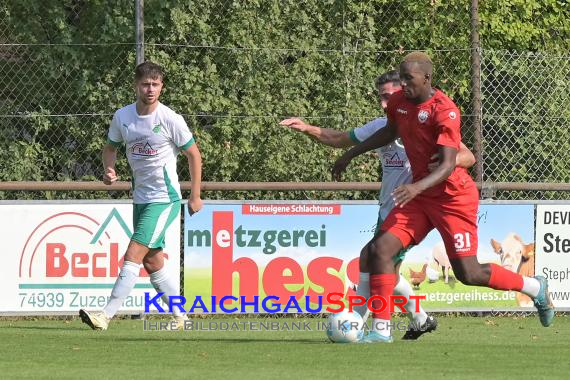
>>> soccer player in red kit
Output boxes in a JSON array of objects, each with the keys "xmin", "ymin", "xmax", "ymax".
[{"xmin": 332, "ymin": 52, "xmax": 554, "ymax": 343}]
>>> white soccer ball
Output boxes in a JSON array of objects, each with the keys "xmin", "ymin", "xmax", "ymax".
[{"xmin": 326, "ymin": 310, "xmax": 365, "ymax": 343}]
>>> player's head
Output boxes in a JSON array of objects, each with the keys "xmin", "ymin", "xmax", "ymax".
[
  {"xmin": 375, "ymin": 70, "xmax": 402, "ymax": 111},
  {"xmin": 399, "ymin": 52, "xmax": 433, "ymax": 102},
  {"xmin": 134, "ymin": 61, "xmax": 164, "ymax": 105}
]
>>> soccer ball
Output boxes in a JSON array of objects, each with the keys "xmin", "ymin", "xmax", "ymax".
[{"xmin": 326, "ymin": 310, "xmax": 365, "ymax": 343}]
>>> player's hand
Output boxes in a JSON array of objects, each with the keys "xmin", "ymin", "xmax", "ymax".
[
  {"xmin": 279, "ymin": 118, "xmax": 311, "ymax": 133},
  {"xmin": 188, "ymin": 196, "xmax": 203, "ymax": 216},
  {"xmin": 331, "ymin": 153, "xmax": 353, "ymax": 181},
  {"xmin": 103, "ymin": 168, "xmax": 118, "ymax": 185},
  {"xmin": 392, "ymin": 183, "xmax": 421, "ymax": 208},
  {"xmin": 427, "ymin": 153, "xmax": 439, "ymax": 172}
]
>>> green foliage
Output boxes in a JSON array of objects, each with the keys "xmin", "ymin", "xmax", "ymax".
[
  {"xmin": 480, "ymin": 0, "xmax": 570, "ymax": 52},
  {"xmin": 1, "ymin": 0, "xmax": 568, "ymax": 200}
]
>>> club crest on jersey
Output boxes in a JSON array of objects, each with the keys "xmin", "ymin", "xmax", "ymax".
[
  {"xmin": 449, "ymin": 111, "xmax": 457, "ymax": 120},
  {"xmin": 418, "ymin": 110, "xmax": 429, "ymax": 123}
]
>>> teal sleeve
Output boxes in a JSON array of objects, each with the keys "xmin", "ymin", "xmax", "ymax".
[
  {"xmin": 179, "ymin": 137, "xmax": 196, "ymax": 150},
  {"xmin": 107, "ymin": 138, "xmax": 123, "ymax": 147},
  {"xmin": 348, "ymin": 129, "xmax": 361, "ymax": 143}
]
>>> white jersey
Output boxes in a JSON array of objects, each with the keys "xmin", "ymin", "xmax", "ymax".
[
  {"xmin": 108, "ymin": 102, "xmax": 194, "ymax": 204},
  {"xmin": 350, "ymin": 117, "xmax": 412, "ymax": 220}
]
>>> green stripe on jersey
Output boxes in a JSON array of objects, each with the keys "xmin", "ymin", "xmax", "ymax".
[{"xmin": 163, "ymin": 166, "xmax": 180, "ymax": 202}]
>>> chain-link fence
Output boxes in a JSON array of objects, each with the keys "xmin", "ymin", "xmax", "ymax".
[
  {"xmin": 1, "ymin": 1, "xmax": 568, "ymax": 201},
  {"xmin": 481, "ymin": 50, "xmax": 570, "ymax": 200}
]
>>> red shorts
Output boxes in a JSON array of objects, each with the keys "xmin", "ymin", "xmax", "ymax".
[{"xmin": 380, "ymin": 183, "xmax": 479, "ymax": 260}]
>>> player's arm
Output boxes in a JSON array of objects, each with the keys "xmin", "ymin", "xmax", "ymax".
[
  {"xmin": 279, "ymin": 118, "xmax": 354, "ymax": 148},
  {"xmin": 457, "ymin": 142, "xmax": 476, "ymax": 168},
  {"xmin": 392, "ymin": 145, "xmax": 457, "ymax": 208},
  {"xmin": 181, "ymin": 143, "xmax": 203, "ymax": 215},
  {"xmin": 331, "ymin": 119, "xmax": 398, "ymax": 180},
  {"xmin": 415, "ymin": 145, "xmax": 457, "ymax": 191},
  {"xmin": 104, "ymin": 113, "xmax": 123, "ymax": 185},
  {"xmin": 428, "ymin": 142, "xmax": 475, "ymax": 171},
  {"xmin": 102, "ymin": 143, "xmax": 119, "ymax": 185}
]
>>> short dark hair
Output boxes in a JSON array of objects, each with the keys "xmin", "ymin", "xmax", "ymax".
[
  {"xmin": 134, "ymin": 61, "xmax": 164, "ymax": 82},
  {"xmin": 375, "ymin": 70, "xmax": 400, "ymax": 88}
]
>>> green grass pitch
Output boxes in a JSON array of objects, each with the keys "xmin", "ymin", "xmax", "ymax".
[{"xmin": 1, "ymin": 315, "xmax": 569, "ymax": 379}]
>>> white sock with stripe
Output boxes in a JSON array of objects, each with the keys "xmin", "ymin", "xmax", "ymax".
[
  {"xmin": 150, "ymin": 265, "xmax": 183, "ymax": 317},
  {"xmin": 103, "ymin": 260, "xmax": 140, "ymax": 319}
]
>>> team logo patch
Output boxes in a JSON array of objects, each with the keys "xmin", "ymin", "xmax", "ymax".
[
  {"xmin": 449, "ymin": 111, "xmax": 457, "ymax": 120},
  {"xmin": 152, "ymin": 124, "xmax": 162, "ymax": 133},
  {"xmin": 418, "ymin": 110, "xmax": 429, "ymax": 123}
]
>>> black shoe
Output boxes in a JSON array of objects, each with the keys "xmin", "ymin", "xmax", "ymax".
[{"xmin": 402, "ymin": 315, "xmax": 437, "ymax": 340}]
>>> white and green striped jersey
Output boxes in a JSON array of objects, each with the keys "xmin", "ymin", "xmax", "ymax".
[
  {"xmin": 107, "ymin": 102, "xmax": 195, "ymax": 204},
  {"xmin": 349, "ymin": 117, "xmax": 412, "ymax": 220}
]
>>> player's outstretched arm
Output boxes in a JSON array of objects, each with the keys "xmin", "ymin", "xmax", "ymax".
[
  {"xmin": 279, "ymin": 118, "xmax": 354, "ymax": 148},
  {"xmin": 102, "ymin": 144, "xmax": 118, "ymax": 185},
  {"xmin": 182, "ymin": 143, "xmax": 203, "ymax": 215},
  {"xmin": 331, "ymin": 120, "xmax": 397, "ymax": 180}
]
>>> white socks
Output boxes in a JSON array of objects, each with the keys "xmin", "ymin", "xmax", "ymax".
[
  {"xmin": 394, "ymin": 275, "xmax": 428, "ymax": 326},
  {"xmin": 103, "ymin": 262, "xmax": 182, "ymax": 319},
  {"xmin": 150, "ymin": 266, "xmax": 183, "ymax": 317},
  {"xmin": 103, "ymin": 260, "xmax": 140, "ymax": 319},
  {"xmin": 354, "ymin": 272, "xmax": 370, "ymax": 319},
  {"xmin": 521, "ymin": 276, "xmax": 540, "ymax": 298},
  {"xmin": 356, "ymin": 271, "xmax": 428, "ymax": 327}
]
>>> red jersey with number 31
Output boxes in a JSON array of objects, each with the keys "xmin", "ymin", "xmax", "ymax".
[{"xmin": 386, "ymin": 89, "xmax": 474, "ymax": 197}]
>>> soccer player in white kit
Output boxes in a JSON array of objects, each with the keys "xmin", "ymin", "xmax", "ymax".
[
  {"xmin": 280, "ymin": 70, "xmax": 475, "ymax": 339},
  {"xmin": 80, "ymin": 62, "xmax": 203, "ymax": 330}
]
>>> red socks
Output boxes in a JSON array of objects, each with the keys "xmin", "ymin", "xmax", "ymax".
[
  {"xmin": 488, "ymin": 263, "xmax": 523, "ymax": 291},
  {"xmin": 369, "ymin": 274, "xmax": 397, "ymax": 320}
]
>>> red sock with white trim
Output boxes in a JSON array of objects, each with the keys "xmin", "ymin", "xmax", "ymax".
[
  {"xmin": 369, "ymin": 273, "xmax": 396, "ymax": 337},
  {"xmin": 488, "ymin": 263, "xmax": 523, "ymax": 291}
]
